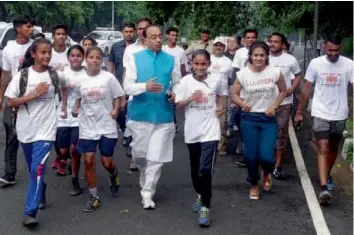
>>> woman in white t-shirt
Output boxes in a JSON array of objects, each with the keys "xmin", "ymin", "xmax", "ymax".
[
  {"xmin": 55, "ymin": 45, "xmax": 86, "ymax": 195},
  {"xmin": 175, "ymin": 50, "xmax": 227, "ymax": 228},
  {"xmin": 72, "ymin": 47, "xmax": 125, "ymax": 212},
  {"xmin": 5, "ymin": 38, "xmax": 67, "ymax": 227},
  {"xmin": 231, "ymin": 41, "xmax": 287, "ymax": 200}
]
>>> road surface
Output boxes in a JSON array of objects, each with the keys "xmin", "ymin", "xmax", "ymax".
[{"xmin": 0, "ymin": 110, "xmax": 352, "ymax": 235}]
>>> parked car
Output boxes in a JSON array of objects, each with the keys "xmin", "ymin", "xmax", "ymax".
[
  {"xmin": 85, "ymin": 27, "xmax": 123, "ymax": 56},
  {"xmin": 43, "ymin": 32, "xmax": 78, "ymax": 48},
  {"xmin": 0, "ymin": 21, "xmax": 42, "ymax": 70}
]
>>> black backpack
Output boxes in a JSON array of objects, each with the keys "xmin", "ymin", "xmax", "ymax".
[{"xmin": 18, "ymin": 66, "xmax": 62, "ymax": 114}]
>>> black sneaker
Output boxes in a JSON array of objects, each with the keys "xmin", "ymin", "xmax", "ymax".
[
  {"xmin": 38, "ymin": 183, "xmax": 46, "ymax": 210},
  {"xmin": 23, "ymin": 215, "xmax": 38, "ymax": 229},
  {"xmin": 83, "ymin": 195, "xmax": 101, "ymax": 212},
  {"xmin": 109, "ymin": 173, "xmax": 120, "ymax": 196},
  {"xmin": 122, "ymin": 137, "xmax": 129, "ymax": 147},
  {"xmin": 69, "ymin": 177, "xmax": 81, "ymax": 196},
  {"xmin": 236, "ymin": 159, "xmax": 247, "ymax": 168},
  {"xmin": 0, "ymin": 175, "xmax": 16, "ymax": 187},
  {"xmin": 273, "ymin": 168, "xmax": 285, "ymax": 180}
]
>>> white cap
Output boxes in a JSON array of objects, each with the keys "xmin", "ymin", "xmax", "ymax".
[{"xmin": 213, "ymin": 37, "xmax": 226, "ymax": 46}]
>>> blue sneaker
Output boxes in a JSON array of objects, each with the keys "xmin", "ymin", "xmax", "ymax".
[
  {"xmin": 327, "ymin": 175, "xmax": 335, "ymax": 191},
  {"xmin": 109, "ymin": 173, "xmax": 120, "ymax": 196},
  {"xmin": 198, "ymin": 206, "xmax": 210, "ymax": 227},
  {"xmin": 192, "ymin": 194, "xmax": 202, "ymax": 212}
]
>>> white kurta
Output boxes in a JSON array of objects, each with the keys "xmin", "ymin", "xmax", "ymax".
[
  {"xmin": 124, "ymin": 48, "xmax": 180, "ymax": 163},
  {"xmin": 124, "ymin": 48, "xmax": 181, "ymax": 201}
]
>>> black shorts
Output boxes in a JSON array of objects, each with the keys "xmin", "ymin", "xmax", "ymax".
[{"xmin": 56, "ymin": 127, "xmax": 79, "ymax": 148}]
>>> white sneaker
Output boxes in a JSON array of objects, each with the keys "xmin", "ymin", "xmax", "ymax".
[{"xmin": 141, "ymin": 196, "xmax": 155, "ymax": 210}]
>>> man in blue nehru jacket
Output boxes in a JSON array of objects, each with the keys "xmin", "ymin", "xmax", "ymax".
[{"xmin": 124, "ymin": 24, "xmax": 180, "ymax": 210}]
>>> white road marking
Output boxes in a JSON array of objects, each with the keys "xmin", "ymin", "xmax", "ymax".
[{"xmin": 288, "ymin": 119, "xmax": 331, "ymax": 235}]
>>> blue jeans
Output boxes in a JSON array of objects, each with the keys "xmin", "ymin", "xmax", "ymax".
[
  {"xmin": 22, "ymin": 141, "xmax": 53, "ymax": 217},
  {"xmin": 240, "ymin": 113, "xmax": 277, "ymax": 185}
]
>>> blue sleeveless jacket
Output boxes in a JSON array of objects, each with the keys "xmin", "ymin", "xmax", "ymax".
[{"xmin": 129, "ymin": 49, "xmax": 175, "ymax": 124}]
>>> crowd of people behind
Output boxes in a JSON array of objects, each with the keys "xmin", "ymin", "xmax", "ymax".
[{"xmin": 0, "ymin": 15, "xmax": 352, "ymax": 230}]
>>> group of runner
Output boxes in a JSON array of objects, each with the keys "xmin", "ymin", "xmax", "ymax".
[{"xmin": 0, "ymin": 15, "xmax": 352, "ymax": 229}]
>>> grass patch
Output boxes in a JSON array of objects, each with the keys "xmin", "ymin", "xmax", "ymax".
[
  {"xmin": 344, "ymin": 119, "xmax": 353, "ymax": 164},
  {"xmin": 346, "ymin": 118, "xmax": 353, "ymax": 137},
  {"xmin": 347, "ymin": 144, "xmax": 353, "ymax": 164}
]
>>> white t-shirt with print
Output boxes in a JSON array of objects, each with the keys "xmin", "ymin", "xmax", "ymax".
[
  {"xmin": 269, "ymin": 53, "xmax": 301, "ymax": 105},
  {"xmin": 305, "ymin": 55, "xmax": 353, "ymax": 120},
  {"xmin": 162, "ymin": 45, "xmax": 188, "ymax": 76},
  {"xmin": 57, "ymin": 67, "xmax": 86, "ymax": 127},
  {"xmin": 49, "ymin": 48, "xmax": 69, "ymax": 72},
  {"xmin": 4, "ymin": 67, "xmax": 66, "ymax": 143},
  {"xmin": 175, "ymin": 74, "xmax": 227, "ymax": 144},
  {"xmin": 2, "ymin": 40, "xmax": 33, "ymax": 77},
  {"xmin": 74, "ymin": 70, "xmax": 125, "ymax": 140},
  {"xmin": 208, "ymin": 55, "xmax": 233, "ymax": 96},
  {"xmin": 232, "ymin": 47, "xmax": 249, "ymax": 69},
  {"xmin": 49, "ymin": 48, "xmax": 69, "ymax": 105},
  {"xmin": 232, "ymin": 47, "xmax": 249, "ymax": 98},
  {"xmin": 237, "ymin": 66, "xmax": 281, "ymax": 113}
]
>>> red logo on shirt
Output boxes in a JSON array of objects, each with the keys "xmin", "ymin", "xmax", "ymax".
[
  {"xmin": 18, "ymin": 56, "xmax": 24, "ymax": 64},
  {"xmin": 325, "ymin": 75, "xmax": 337, "ymax": 84},
  {"xmin": 87, "ymin": 89, "xmax": 101, "ymax": 97},
  {"xmin": 196, "ymin": 95, "xmax": 208, "ymax": 104}
]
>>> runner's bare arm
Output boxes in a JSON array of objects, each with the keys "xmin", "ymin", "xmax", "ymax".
[
  {"xmin": 296, "ymin": 80, "xmax": 312, "ymax": 115},
  {"xmin": 176, "ymin": 96, "xmax": 195, "ymax": 109},
  {"xmin": 8, "ymin": 82, "xmax": 49, "ymax": 108},
  {"xmin": 273, "ymin": 74, "xmax": 287, "ymax": 109},
  {"xmin": 231, "ymin": 79, "xmax": 243, "ymax": 106},
  {"xmin": 0, "ymin": 70, "xmax": 10, "ymax": 110},
  {"xmin": 61, "ymin": 87, "xmax": 68, "ymax": 108},
  {"xmin": 288, "ymin": 73, "xmax": 302, "ymax": 96}
]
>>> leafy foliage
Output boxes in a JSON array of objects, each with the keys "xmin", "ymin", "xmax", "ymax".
[
  {"xmin": 0, "ymin": 1, "xmax": 150, "ymax": 37},
  {"xmin": 254, "ymin": 1, "xmax": 353, "ymax": 37},
  {"xmin": 145, "ymin": 1, "xmax": 252, "ymax": 39}
]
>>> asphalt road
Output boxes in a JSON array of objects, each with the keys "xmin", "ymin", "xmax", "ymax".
[{"xmin": 0, "ymin": 109, "xmax": 352, "ymax": 235}]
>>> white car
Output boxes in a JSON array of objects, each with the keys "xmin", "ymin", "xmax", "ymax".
[
  {"xmin": 85, "ymin": 28, "xmax": 123, "ymax": 56},
  {"xmin": 0, "ymin": 21, "xmax": 42, "ymax": 70},
  {"xmin": 43, "ymin": 32, "xmax": 78, "ymax": 48}
]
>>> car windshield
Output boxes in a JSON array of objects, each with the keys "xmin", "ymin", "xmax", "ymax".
[{"xmin": 87, "ymin": 31, "xmax": 109, "ymax": 40}]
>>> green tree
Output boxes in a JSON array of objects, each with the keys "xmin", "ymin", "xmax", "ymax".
[
  {"xmin": 0, "ymin": 1, "xmax": 97, "ymax": 32},
  {"xmin": 145, "ymin": 1, "xmax": 252, "ymax": 39},
  {"xmin": 254, "ymin": 1, "xmax": 353, "ymax": 37}
]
